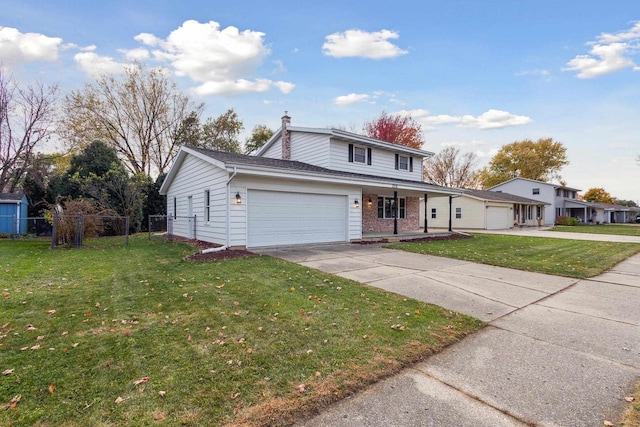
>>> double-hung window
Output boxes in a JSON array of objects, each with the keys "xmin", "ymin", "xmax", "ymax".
[
  {"xmin": 353, "ymin": 146, "xmax": 366, "ymax": 163},
  {"xmin": 455, "ymin": 207, "xmax": 462, "ymax": 219},
  {"xmin": 431, "ymin": 208, "xmax": 437, "ymax": 219},
  {"xmin": 532, "ymin": 188, "xmax": 540, "ymax": 195},
  {"xmin": 377, "ymin": 197, "xmax": 406, "ymax": 219}
]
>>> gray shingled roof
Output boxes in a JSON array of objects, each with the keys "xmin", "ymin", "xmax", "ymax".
[
  {"xmin": 186, "ymin": 146, "xmax": 457, "ymax": 192},
  {"xmin": 0, "ymin": 193, "xmax": 25, "ymax": 202},
  {"xmin": 464, "ymin": 188, "xmax": 549, "ymax": 205}
]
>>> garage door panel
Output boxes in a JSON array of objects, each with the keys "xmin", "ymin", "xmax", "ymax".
[
  {"xmin": 247, "ymin": 190, "xmax": 348, "ymax": 247},
  {"xmin": 486, "ymin": 207, "xmax": 510, "ymax": 230}
]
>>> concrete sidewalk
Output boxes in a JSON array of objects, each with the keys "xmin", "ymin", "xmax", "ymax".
[
  {"xmin": 461, "ymin": 226, "xmax": 640, "ymax": 243},
  {"xmin": 258, "ymin": 243, "xmax": 640, "ymax": 426}
]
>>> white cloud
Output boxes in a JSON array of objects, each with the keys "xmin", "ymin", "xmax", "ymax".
[
  {"xmin": 135, "ymin": 19, "xmax": 294, "ymax": 96},
  {"xmin": 322, "ymin": 29, "xmax": 408, "ymax": 59},
  {"xmin": 0, "ymin": 26, "xmax": 63, "ymax": 67},
  {"xmin": 120, "ymin": 48, "xmax": 150, "ymax": 61},
  {"xmin": 564, "ymin": 22, "xmax": 640, "ymax": 78},
  {"xmin": 334, "ymin": 93, "xmax": 370, "ymax": 105},
  {"xmin": 73, "ymin": 51, "xmax": 129, "ymax": 76},
  {"xmin": 399, "ymin": 108, "xmax": 532, "ymax": 130}
]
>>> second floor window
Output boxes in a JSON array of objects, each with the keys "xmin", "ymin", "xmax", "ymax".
[
  {"xmin": 395, "ymin": 154, "xmax": 413, "ymax": 172},
  {"xmin": 532, "ymin": 188, "xmax": 540, "ymax": 195},
  {"xmin": 353, "ymin": 146, "xmax": 366, "ymax": 163}
]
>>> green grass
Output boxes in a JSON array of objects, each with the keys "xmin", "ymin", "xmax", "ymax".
[
  {"xmin": 0, "ymin": 236, "xmax": 481, "ymax": 426},
  {"xmin": 389, "ymin": 234, "xmax": 640, "ymax": 278},
  {"xmin": 553, "ymin": 224, "xmax": 640, "ymax": 237}
]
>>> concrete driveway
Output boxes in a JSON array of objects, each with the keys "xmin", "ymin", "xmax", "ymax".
[{"xmin": 258, "ymin": 243, "xmax": 640, "ymax": 426}]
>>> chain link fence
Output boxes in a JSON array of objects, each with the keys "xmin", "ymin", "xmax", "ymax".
[{"xmin": 50, "ymin": 214, "xmax": 130, "ymax": 248}]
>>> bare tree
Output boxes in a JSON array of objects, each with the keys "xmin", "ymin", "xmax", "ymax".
[
  {"xmin": 60, "ymin": 63, "xmax": 201, "ymax": 177},
  {"xmin": 423, "ymin": 146, "xmax": 480, "ymax": 188},
  {"xmin": 0, "ymin": 68, "xmax": 58, "ymax": 193}
]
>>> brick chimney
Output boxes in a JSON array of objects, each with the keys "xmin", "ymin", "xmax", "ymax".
[{"xmin": 281, "ymin": 111, "xmax": 291, "ymax": 160}]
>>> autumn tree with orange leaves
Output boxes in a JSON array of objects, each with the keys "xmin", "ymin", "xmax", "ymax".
[{"xmin": 362, "ymin": 111, "xmax": 425, "ymax": 149}]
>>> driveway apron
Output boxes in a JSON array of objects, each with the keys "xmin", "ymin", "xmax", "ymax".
[{"xmin": 258, "ymin": 242, "xmax": 640, "ymax": 426}]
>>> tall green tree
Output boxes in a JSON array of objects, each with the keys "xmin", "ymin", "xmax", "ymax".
[
  {"xmin": 244, "ymin": 124, "xmax": 274, "ymax": 154},
  {"xmin": 479, "ymin": 138, "xmax": 568, "ymax": 188},
  {"xmin": 199, "ymin": 108, "xmax": 243, "ymax": 153},
  {"xmin": 60, "ymin": 63, "xmax": 202, "ymax": 176}
]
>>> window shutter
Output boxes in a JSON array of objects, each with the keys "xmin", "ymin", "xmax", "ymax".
[
  {"xmin": 367, "ymin": 148, "xmax": 372, "ymax": 165},
  {"xmin": 409, "ymin": 157, "xmax": 413, "ymax": 172},
  {"xmin": 395, "ymin": 154, "xmax": 399, "ymax": 170},
  {"xmin": 348, "ymin": 144, "xmax": 354, "ymax": 162}
]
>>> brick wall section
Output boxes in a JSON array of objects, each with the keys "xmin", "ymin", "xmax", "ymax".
[
  {"xmin": 281, "ymin": 114, "xmax": 291, "ymax": 160},
  {"xmin": 362, "ymin": 194, "xmax": 420, "ymax": 233}
]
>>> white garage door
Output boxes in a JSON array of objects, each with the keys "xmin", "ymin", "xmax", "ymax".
[
  {"xmin": 486, "ymin": 206, "xmax": 510, "ymax": 230},
  {"xmin": 247, "ymin": 190, "xmax": 348, "ymax": 247}
]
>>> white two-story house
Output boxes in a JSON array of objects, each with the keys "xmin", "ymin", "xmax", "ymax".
[
  {"xmin": 489, "ymin": 177, "xmax": 584, "ymax": 225},
  {"xmin": 160, "ymin": 114, "xmax": 460, "ymax": 248}
]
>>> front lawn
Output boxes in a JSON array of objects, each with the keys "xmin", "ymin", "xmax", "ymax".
[
  {"xmin": 389, "ymin": 234, "xmax": 640, "ymax": 278},
  {"xmin": 553, "ymin": 224, "xmax": 640, "ymax": 237},
  {"xmin": 0, "ymin": 237, "xmax": 481, "ymax": 426}
]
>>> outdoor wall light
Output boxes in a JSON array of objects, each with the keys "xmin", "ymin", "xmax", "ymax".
[
  {"xmin": 354, "ymin": 198, "xmax": 360, "ymax": 208},
  {"xmin": 235, "ymin": 192, "xmax": 242, "ymax": 204},
  {"xmin": 367, "ymin": 197, "xmax": 373, "ymax": 207}
]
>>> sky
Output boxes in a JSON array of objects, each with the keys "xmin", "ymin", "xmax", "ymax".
[{"xmin": 1, "ymin": 0, "xmax": 639, "ymax": 202}]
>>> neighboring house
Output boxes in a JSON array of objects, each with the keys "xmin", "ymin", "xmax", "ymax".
[
  {"xmin": 0, "ymin": 193, "xmax": 28, "ymax": 235},
  {"xmin": 420, "ymin": 189, "xmax": 549, "ymax": 230},
  {"xmin": 489, "ymin": 178, "xmax": 581, "ymax": 225},
  {"xmin": 160, "ymin": 114, "xmax": 460, "ymax": 248},
  {"xmin": 591, "ymin": 203, "xmax": 640, "ymax": 224}
]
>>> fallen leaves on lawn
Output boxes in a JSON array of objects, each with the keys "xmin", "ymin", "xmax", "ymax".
[
  {"xmin": 47, "ymin": 309, "xmax": 56, "ymax": 315},
  {"xmin": 7, "ymin": 394, "xmax": 20, "ymax": 409},
  {"xmin": 625, "ymin": 396, "xmax": 635, "ymax": 402},
  {"xmin": 2, "ymin": 369, "xmax": 14, "ymax": 376},
  {"xmin": 158, "ymin": 390, "xmax": 166, "ymax": 398},
  {"xmin": 296, "ymin": 384, "xmax": 306, "ymax": 393},
  {"xmin": 114, "ymin": 396, "xmax": 124, "ymax": 404},
  {"xmin": 133, "ymin": 377, "xmax": 149, "ymax": 386},
  {"xmin": 390, "ymin": 324, "xmax": 406, "ymax": 331},
  {"xmin": 26, "ymin": 324, "xmax": 37, "ymax": 331},
  {"xmin": 48, "ymin": 384, "xmax": 55, "ymax": 394}
]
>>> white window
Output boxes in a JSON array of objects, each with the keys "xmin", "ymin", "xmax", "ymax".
[
  {"xmin": 431, "ymin": 208, "xmax": 437, "ymax": 219},
  {"xmin": 377, "ymin": 197, "xmax": 406, "ymax": 219},
  {"xmin": 353, "ymin": 146, "xmax": 366, "ymax": 163},
  {"xmin": 532, "ymin": 188, "xmax": 540, "ymax": 195},
  {"xmin": 455, "ymin": 207, "xmax": 462, "ymax": 219},
  {"xmin": 204, "ymin": 190, "xmax": 210, "ymax": 222},
  {"xmin": 398, "ymin": 156, "xmax": 409, "ymax": 170}
]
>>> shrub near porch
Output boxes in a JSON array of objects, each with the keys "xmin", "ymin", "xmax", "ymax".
[{"xmin": 0, "ymin": 237, "xmax": 481, "ymax": 426}]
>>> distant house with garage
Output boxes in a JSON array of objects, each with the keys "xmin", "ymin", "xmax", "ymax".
[
  {"xmin": 420, "ymin": 188, "xmax": 549, "ymax": 230},
  {"xmin": 0, "ymin": 193, "xmax": 28, "ymax": 235},
  {"xmin": 160, "ymin": 114, "xmax": 461, "ymax": 248},
  {"xmin": 489, "ymin": 177, "xmax": 582, "ymax": 225}
]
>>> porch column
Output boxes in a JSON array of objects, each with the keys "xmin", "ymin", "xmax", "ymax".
[
  {"xmin": 584, "ymin": 207, "xmax": 587, "ymax": 223},
  {"xmin": 423, "ymin": 193, "xmax": 428, "ymax": 233},
  {"xmin": 448, "ymin": 195, "xmax": 453, "ymax": 232},
  {"xmin": 393, "ymin": 190, "xmax": 398, "ymax": 235}
]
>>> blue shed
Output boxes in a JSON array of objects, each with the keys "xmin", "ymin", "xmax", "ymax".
[{"xmin": 0, "ymin": 193, "xmax": 28, "ymax": 235}]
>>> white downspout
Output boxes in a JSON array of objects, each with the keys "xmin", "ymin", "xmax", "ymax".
[{"xmin": 225, "ymin": 167, "xmax": 238, "ymax": 248}]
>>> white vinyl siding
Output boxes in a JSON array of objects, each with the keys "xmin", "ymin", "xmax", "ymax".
[
  {"xmin": 422, "ymin": 196, "xmax": 512, "ymax": 230},
  {"xmin": 261, "ymin": 135, "xmax": 283, "ymax": 158},
  {"xmin": 164, "ymin": 155, "xmax": 228, "ymax": 245},
  {"xmin": 329, "ymin": 139, "xmax": 423, "ymax": 181}
]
